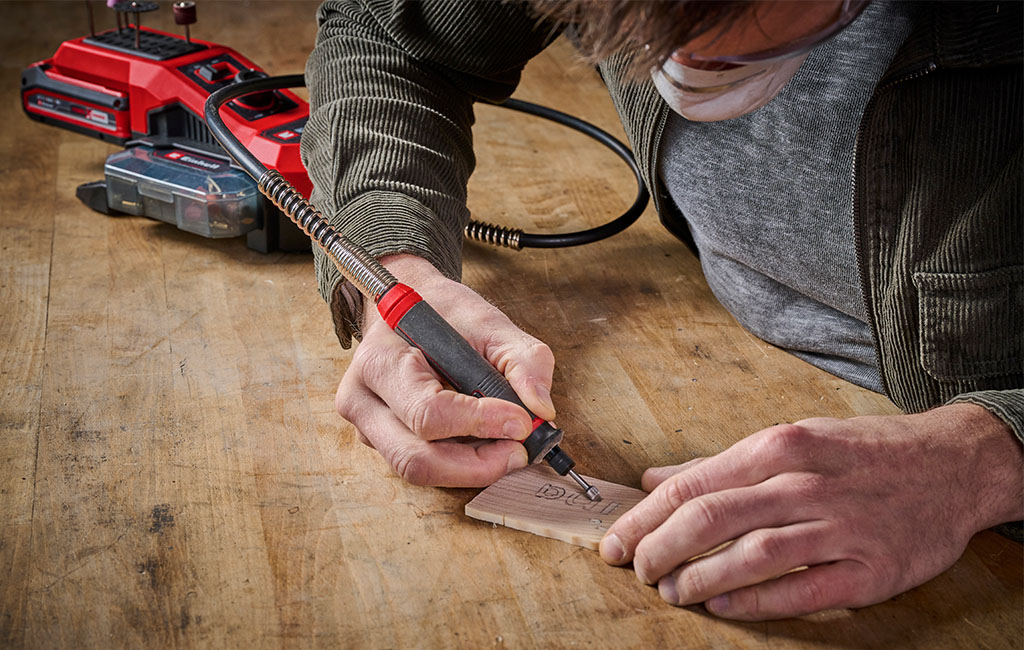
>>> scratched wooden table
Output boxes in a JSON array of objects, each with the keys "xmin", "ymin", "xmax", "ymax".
[{"xmin": 2, "ymin": 2, "xmax": 1020, "ymax": 648}]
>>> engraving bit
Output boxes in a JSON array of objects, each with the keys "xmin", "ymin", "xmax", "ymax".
[{"xmin": 567, "ymin": 469, "xmax": 601, "ymax": 501}]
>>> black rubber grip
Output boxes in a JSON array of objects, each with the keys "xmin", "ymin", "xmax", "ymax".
[{"xmin": 394, "ymin": 300, "xmax": 563, "ymax": 464}]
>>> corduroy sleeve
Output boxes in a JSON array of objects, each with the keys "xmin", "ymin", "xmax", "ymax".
[
  {"xmin": 300, "ymin": 0, "xmax": 562, "ymax": 347},
  {"xmin": 948, "ymin": 389, "xmax": 1024, "ymax": 445}
]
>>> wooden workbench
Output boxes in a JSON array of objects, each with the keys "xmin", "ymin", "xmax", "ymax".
[{"xmin": 2, "ymin": 2, "xmax": 1020, "ymax": 647}]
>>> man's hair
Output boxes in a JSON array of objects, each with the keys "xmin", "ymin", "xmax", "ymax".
[{"xmin": 529, "ymin": 0, "xmax": 754, "ymax": 72}]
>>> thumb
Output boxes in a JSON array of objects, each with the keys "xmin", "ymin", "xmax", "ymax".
[
  {"xmin": 392, "ymin": 255, "xmax": 558, "ymax": 421},
  {"xmin": 495, "ymin": 339, "xmax": 556, "ymax": 422}
]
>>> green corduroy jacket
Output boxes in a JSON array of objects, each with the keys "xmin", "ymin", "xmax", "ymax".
[{"xmin": 300, "ymin": 0, "xmax": 1023, "ymax": 446}]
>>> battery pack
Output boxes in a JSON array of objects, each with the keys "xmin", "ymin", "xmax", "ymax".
[{"xmin": 105, "ymin": 144, "xmax": 260, "ymax": 238}]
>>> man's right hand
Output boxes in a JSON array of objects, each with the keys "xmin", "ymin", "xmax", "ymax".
[{"xmin": 334, "ymin": 254, "xmax": 557, "ymax": 487}]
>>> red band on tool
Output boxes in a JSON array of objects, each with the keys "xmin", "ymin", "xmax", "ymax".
[
  {"xmin": 531, "ymin": 416, "xmax": 546, "ymax": 431},
  {"xmin": 377, "ymin": 283, "xmax": 423, "ymax": 330}
]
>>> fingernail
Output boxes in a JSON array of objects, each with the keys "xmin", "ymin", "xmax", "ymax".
[
  {"xmin": 658, "ymin": 576, "xmax": 679, "ymax": 605},
  {"xmin": 535, "ymin": 384, "xmax": 555, "ymax": 414},
  {"xmin": 707, "ymin": 593, "xmax": 729, "ymax": 614},
  {"xmin": 599, "ymin": 534, "xmax": 625, "ymax": 563},
  {"xmin": 503, "ymin": 419, "xmax": 527, "ymax": 440},
  {"xmin": 506, "ymin": 448, "xmax": 528, "ymax": 473}
]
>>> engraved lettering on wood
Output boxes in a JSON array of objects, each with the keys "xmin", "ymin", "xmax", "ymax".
[{"xmin": 465, "ymin": 465, "xmax": 647, "ymax": 550}]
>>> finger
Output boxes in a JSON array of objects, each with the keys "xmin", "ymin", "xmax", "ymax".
[
  {"xmin": 384, "ymin": 437, "xmax": 529, "ymax": 487},
  {"xmin": 355, "ymin": 331, "xmax": 534, "ymax": 441},
  {"xmin": 703, "ymin": 560, "xmax": 875, "ymax": 621},
  {"xmin": 355, "ymin": 430, "xmax": 373, "ymax": 448},
  {"xmin": 479, "ymin": 324, "xmax": 556, "ymax": 421},
  {"xmin": 601, "ymin": 423, "xmax": 814, "ymax": 566},
  {"xmin": 339, "ymin": 375, "xmax": 528, "ymax": 486},
  {"xmin": 632, "ymin": 476, "xmax": 817, "ymax": 584},
  {"xmin": 655, "ymin": 520, "xmax": 834, "ymax": 606},
  {"xmin": 641, "ymin": 457, "xmax": 707, "ymax": 491}
]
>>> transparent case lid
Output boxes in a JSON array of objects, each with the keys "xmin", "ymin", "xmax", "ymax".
[{"xmin": 105, "ymin": 145, "xmax": 260, "ymax": 238}]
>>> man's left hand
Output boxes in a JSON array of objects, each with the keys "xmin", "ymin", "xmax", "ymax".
[{"xmin": 599, "ymin": 403, "xmax": 1023, "ymax": 620}]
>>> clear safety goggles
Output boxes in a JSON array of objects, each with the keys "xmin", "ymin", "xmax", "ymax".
[{"xmin": 673, "ymin": 0, "xmax": 870, "ymax": 66}]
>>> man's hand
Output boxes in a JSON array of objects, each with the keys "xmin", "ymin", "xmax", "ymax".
[
  {"xmin": 335, "ymin": 254, "xmax": 556, "ymax": 487},
  {"xmin": 600, "ymin": 404, "xmax": 1024, "ymax": 620}
]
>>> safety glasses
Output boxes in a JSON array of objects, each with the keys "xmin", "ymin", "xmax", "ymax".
[{"xmin": 676, "ymin": 0, "xmax": 870, "ymax": 65}]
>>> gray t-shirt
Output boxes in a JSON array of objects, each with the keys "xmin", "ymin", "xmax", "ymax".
[{"xmin": 658, "ymin": 0, "xmax": 916, "ymax": 393}]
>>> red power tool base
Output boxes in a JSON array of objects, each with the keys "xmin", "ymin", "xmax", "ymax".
[{"xmin": 21, "ymin": 21, "xmax": 313, "ymax": 253}]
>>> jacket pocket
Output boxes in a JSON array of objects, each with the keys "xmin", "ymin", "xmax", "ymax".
[{"xmin": 913, "ymin": 267, "xmax": 1024, "ymax": 381}]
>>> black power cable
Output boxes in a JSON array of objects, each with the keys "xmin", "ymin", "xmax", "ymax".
[
  {"xmin": 205, "ymin": 72, "xmax": 289, "ymax": 180},
  {"xmin": 205, "ymin": 74, "xmax": 649, "ymax": 250}
]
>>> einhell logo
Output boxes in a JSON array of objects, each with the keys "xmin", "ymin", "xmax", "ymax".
[{"xmin": 162, "ymin": 150, "xmax": 223, "ymax": 171}]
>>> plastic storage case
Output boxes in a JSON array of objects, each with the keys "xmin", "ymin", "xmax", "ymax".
[{"xmin": 104, "ymin": 144, "xmax": 260, "ymax": 238}]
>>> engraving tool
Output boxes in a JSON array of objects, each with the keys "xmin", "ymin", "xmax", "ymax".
[{"xmin": 204, "ymin": 76, "xmax": 601, "ymax": 502}]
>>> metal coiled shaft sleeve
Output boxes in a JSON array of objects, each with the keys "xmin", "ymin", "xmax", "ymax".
[
  {"xmin": 464, "ymin": 220, "xmax": 523, "ymax": 250},
  {"xmin": 258, "ymin": 169, "xmax": 396, "ymax": 302}
]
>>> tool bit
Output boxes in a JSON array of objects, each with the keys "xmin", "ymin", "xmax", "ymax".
[{"xmin": 567, "ymin": 469, "xmax": 601, "ymax": 501}]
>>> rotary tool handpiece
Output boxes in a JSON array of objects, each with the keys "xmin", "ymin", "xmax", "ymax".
[
  {"xmin": 203, "ymin": 84, "xmax": 600, "ymax": 498},
  {"xmin": 376, "ymin": 283, "xmax": 601, "ymax": 501}
]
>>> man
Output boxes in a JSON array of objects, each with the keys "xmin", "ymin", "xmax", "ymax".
[{"xmin": 300, "ymin": 0, "xmax": 1022, "ymax": 620}]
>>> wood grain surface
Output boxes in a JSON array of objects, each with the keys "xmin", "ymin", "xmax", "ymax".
[
  {"xmin": 1, "ymin": 2, "xmax": 1020, "ymax": 648},
  {"xmin": 466, "ymin": 465, "xmax": 647, "ymax": 550}
]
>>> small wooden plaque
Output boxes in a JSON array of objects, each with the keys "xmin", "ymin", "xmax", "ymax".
[{"xmin": 465, "ymin": 465, "xmax": 648, "ymax": 550}]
